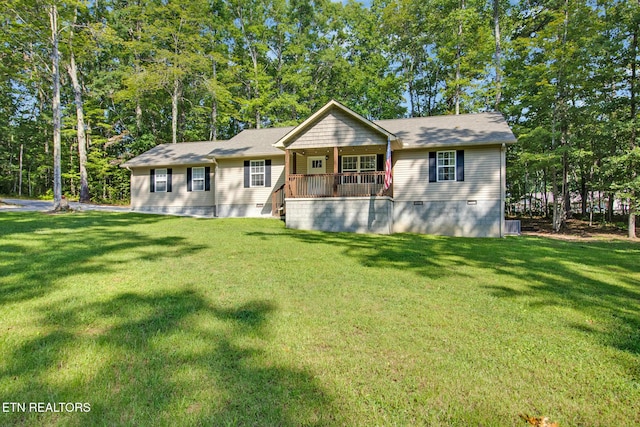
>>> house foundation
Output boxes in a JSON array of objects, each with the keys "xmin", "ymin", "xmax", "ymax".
[
  {"xmin": 392, "ymin": 200, "xmax": 502, "ymax": 237},
  {"xmin": 285, "ymin": 197, "xmax": 393, "ymax": 234}
]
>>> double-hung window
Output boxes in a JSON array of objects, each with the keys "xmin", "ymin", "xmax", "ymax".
[
  {"xmin": 155, "ymin": 168, "xmax": 168, "ymax": 192},
  {"xmin": 342, "ymin": 155, "xmax": 377, "ymax": 184},
  {"xmin": 359, "ymin": 155, "xmax": 377, "ymax": 183},
  {"xmin": 192, "ymin": 167, "xmax": 205, "ymax": 191},
  {"xmin": 437, "ymin": 151, "xmax": 456, "ymax": 182},
  {"xmin": 342, "ymin": 156, "xmax": 359, "ymax": 184},
  {"xmin": 250, "ymin": 160, "xmax": 265, "ymax": 187}
]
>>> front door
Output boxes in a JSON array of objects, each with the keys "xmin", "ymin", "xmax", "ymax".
[
  {"xmin": 307, "ymin": 156, "xmax": 326, "ymax": 195},
  {"xmin": 307, "ymin": 156, "xmax": 326, "ymax": 174}
]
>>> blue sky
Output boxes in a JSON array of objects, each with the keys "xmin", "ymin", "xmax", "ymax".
[{"xmin": 331, "ymin": 0, "xmax": 373, "ymax": 6}]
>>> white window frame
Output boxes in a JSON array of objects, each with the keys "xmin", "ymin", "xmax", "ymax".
[
  {"xmin": 359, "ymin": 155, "xmax": 377, "ymax": 183},
  {"xmin": 250, "ymin": 160, "xmax": 265, "ymax": 187},
  {"xmin": 437, "ymin": 151, "xmax": 456, "ymax": 182},
  {"xmin": 192, "ymin": 166, "xmax": 205, "ymax": 191},
  {"xmin": 155, "ymin": 168, "xmax": 167, "ymax": 192},
  {"xmin": 342, "ymin": 155, "xmax": 377, "ymax": 184},
  {"xmin": 342, "ymin": 155, "xmax": 358, "ymax": 174}
]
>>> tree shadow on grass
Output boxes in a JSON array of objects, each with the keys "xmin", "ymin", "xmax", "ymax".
[
  {"xmin": 0, "ymin": 212, "xmax": 205, "ymax": 305},
  {"xmin": 246, "ymin": 229, "xmax": 471, "ymax": 281},
  {"xmin": 247, "ymin": 229, "xmax": 640, "ymax": 358},
  {"xmin": 0, "ymin": 290, "xmax": 337, "ymax": 426}
]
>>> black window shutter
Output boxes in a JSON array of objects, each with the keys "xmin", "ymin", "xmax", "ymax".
[
  {"xmin": 187, "ymin": 167, "xmax": 192, "ymax": 192},
  {"xmin": 338, "ymin": 156, "xmax": 342, "ymax": 173},
  {"xmin": 167, "ymin": 168, "xmax": 173, "ymax": 192},
  {"xmin": 376, "ymin": 153, "xmax": 384, "ymax": 171},
  {"xmin": 150, "ymin": 169, "xmax": 155, "ymax": 192},
  {"xmin": 456, "ymin": 150, "xmax": 464, "ymax": 181},
  {"xmin": 428, "ymin": 152, "xmax": 436, "ymax": 182},
  {"xmin": 244, "ymin": 160, "xmax": 250, "ymax": 188},
  {"xmin": 205, "ymin": 166, "xmax": 211, "ymax": 191},
  {"xmin": 265, "ymin": 160, "xmax": 271, "ymax": 187}
]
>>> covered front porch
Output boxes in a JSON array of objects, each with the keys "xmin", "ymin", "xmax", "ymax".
[
  {"xmin": 284, "ymin": 146, "xmax": 392, "ymax": 198},
  {"xmin": 269, "ymin": 100, "xmax": 398, "ymax": 227},
  {"xmin": 272, "ymin": 145, "xmax": 392, "ymax": 216}
]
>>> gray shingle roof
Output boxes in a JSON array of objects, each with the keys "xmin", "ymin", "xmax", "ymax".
[
  {"xmin": 375, "ymin": 112, "xmax": 516, "ymax": 148},
  {"xmin": 121, "ymin": 127, "xmax": 294, "ymax": 168},
  {"xmin": 122, "ymin": 112, "xmax": 515, "ymax": 168},
  {"xmin": 121, "ymin": 141, "xmax": 218, "ymax": 168},
  {"xmin": 211, "ymin": 127, "xmax": 294, "ymax": 158}
]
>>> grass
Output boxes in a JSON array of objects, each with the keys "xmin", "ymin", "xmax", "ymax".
[{"xmin": 0, "ymin": 211, "xmax": 638, "ymax": 426}]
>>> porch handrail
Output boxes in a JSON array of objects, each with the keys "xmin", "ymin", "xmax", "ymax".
[
  {"xmin": 271, "ymin": 183, "xmax": 286, "ymax": 216},
  {"xmin": 288, "ymin": 172, "xmax": 391, "ymax": 198}
]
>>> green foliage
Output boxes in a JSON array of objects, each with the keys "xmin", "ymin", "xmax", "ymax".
[
  {"xmin": 503, "ymin": 0, "xmax": 640, "ymax": 224},
  {"xmin": 1, "ymin": 0, "xmax": 639, "ymax": 220}
]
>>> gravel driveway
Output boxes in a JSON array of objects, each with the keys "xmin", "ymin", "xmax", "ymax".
[{"xmin": 0, "ymin": 198, "xmax": 131, "ymax": 213}]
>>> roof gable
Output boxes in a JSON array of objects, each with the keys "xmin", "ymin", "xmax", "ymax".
[{"xmin": 274, "ymin": 100, "xmax": 396, "ymax": 149}]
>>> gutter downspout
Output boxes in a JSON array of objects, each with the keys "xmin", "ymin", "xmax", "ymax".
[
  {"xmin": 501, "ymin": 143, "xmax": 506, "ymax": 237},
  {"xmin": 203, "ymin": 154, "xmax": 219, "ymax": 217},
  {"xmin": 211, "ymin": 159, "xmax": 218, "ymax": 217}
]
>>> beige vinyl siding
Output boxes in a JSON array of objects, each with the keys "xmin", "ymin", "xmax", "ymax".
[
  {"xmin": 130, "ymin": 166, "xmax": 214, "ymax": 209},
  {"xmin": 292, "ymin": 154, "xmax": 334, "ymax": 175},
  {"xmin": 215, "ymin": 157, "xmax": 285, "ymax": 206},
  {"xmin": 289, "ymin": 109, "xmax": 387, "ymax": 149},
  {"xmin": 393, "ymin": 146, "xmax": 502, "ymax": 201}
]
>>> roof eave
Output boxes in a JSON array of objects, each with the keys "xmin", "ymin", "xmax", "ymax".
[
  {"xmin": 207, "ymin": 151, "xmax": 285, "ymax": 160},
  {"xmin": 122, "ymin": 158, "xmax": 216, "ymax": 168},
  {"xmin": 402, "ymin": 139, "xmax": 516, "ymax": 150}
]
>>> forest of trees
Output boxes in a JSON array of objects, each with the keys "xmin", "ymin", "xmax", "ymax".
[{"xmin": 0, "ymin": 0, "xmax": 638, "ymax": 236}]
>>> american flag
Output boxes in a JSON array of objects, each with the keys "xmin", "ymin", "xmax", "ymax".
[{"xmin": 384, "ymin": 137, "xmax": 392, "ymax": 190}]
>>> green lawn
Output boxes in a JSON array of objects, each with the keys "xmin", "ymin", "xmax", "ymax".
[{"xmin": 0, "ymin": 212, "xmax": 638, "ymax": 426}]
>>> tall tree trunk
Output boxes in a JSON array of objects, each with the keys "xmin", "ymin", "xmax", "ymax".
[
  {"xmin": 580, "ymin": 171, "xmax": 587, "ymax": 216},
  {"xmin": 210, "ymin": 100, "xmax": 218, "ymax": 141},
  {"xmin": 69, "ymin": 144, "xmax": 75, "ymax": 196},
  {"xmin": 209, "ymin": 61, "xmax": 218, "ymax": 141},
  {"xmin": 629, "ymin": 15, "xmax": 638, "ymax": 238},
  {"xmin": 551, "ymin": 106, "xmax": 566, "ymax": 231},
  {"xmin": 172, "ymin": 77, "xmax": 180, "ymax": 144},
  {"xmin": 607, "ymin": 192, "xmax": 614, "ymax": 222},
  {"xmin": 454, "ymin": 0, "xmax": 465, "ymax": 115},
  {"xmin": 563, "ymin": 148, "xmax": 570, "ymax": 219},
  {"xmin": 235, "ymin": 6, "xmax": 261, "ymax": 129},
  {"xmin": 136, "ymin": 100, "xmax": 143, "ymax": 132},
  {"xmin": 49, "ymin": 4, "xmax": 62, "ymax": 210},
  {"xmin": 552, "ymin": 168, "xmax": 563, "ymax": 231},
  {"xmin": 542, "ymin": 171, "xmax": 548, "ymax": 217},
  {"xmin": 67, "ymin": 52, "xmax": 90, "ymax": 203},
  {"xmin": 253, "ymin": 55, "xmax": 260, "ymax": 129},
  {"xmin": 408, "ymin": 65, "xmax": 416, "ymax": 117},
  {"xmin": 493, "ymin": 0, "xmax": 502, "ymax": 110},
  {"xmin": 18, "ymin": 143, "xmax": 23, "ymax": 196},
  {"xmin": 553, "ymin": 0, "xmax": 571, "ymax": 231},
  {"xmin": 135, "ymin": 18, "xmax": 143, "ymax": 133}
]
